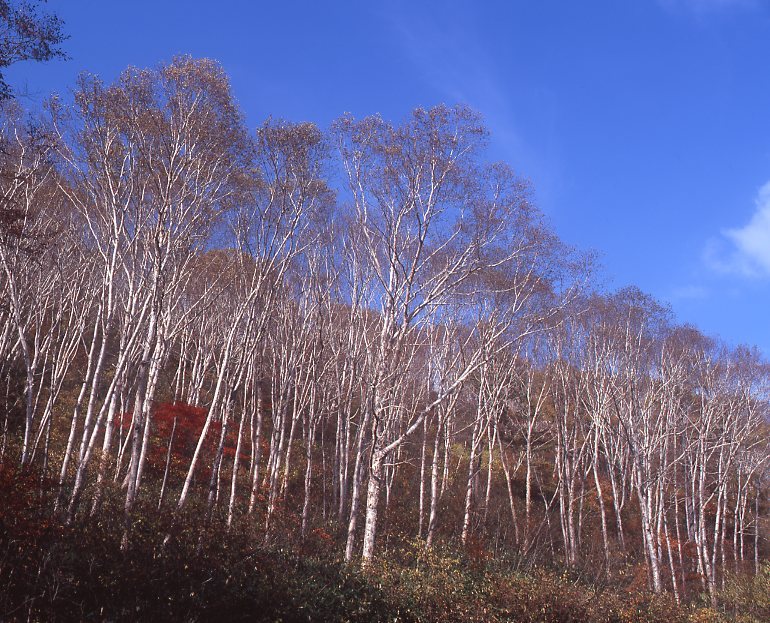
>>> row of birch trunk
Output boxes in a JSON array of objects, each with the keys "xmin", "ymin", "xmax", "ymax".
[{"xmin": 0, "ymin": 57, "xmax": 766, "ymax": 601}]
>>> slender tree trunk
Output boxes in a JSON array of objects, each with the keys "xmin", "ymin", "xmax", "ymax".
[
  {"xmin": 361, "ymin": 448, "xmax": 384, "ymax": 564},
  {"xmin": 158, "ymin": 416, "xmax": 177, "ymax": 510},
  {"xmin": 345, "ymin": 400, "xmax": 371, "ymax": 562}
]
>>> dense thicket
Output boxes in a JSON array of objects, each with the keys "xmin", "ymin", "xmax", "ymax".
[{"xmin": 0, "ymin": 57, "xmax": 767, "ymax": 620}]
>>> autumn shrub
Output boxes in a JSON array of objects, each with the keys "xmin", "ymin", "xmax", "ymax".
[
  {"xmin": 0, "ymin": 464, "xmax": 759, "ymax": 622},
  {"xmin": 720, "ymin": 563, "xmax": 770, "ymax": 623},
  {"xmin": 364, "ymin": 540, "xmax": 496, "ymax": 622}
]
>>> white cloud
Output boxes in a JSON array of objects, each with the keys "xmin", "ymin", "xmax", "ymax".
[{"xmin": 707, "ymin": 181, "xmax": 770, "ymax": 277}]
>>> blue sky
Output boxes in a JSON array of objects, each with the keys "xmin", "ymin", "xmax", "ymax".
[{"xmin": 9, "ymin": 0, "xmax": 770, "ymax": 354}]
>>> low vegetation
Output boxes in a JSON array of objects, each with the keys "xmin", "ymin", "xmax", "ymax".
[{"xmin": 4, "ymin": 461, "xmax": 764, "ymax": 622}]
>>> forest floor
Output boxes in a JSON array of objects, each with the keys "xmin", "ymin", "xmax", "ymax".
[{"xmin": 2, "ymin": 464, "xmax": 767, "ymax": 623}]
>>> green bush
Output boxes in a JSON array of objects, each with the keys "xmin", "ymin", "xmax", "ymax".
[{"xmin": 720, "ymin": 563, "xmax": 770, "ymax": 623}]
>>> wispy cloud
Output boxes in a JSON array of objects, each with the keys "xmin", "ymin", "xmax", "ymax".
[
  {"xmin": 670, "ymin": 284, "xmax": 710, "ymax": 300},
  {"xmin": 706, "ymin": 181, "xmax": 770, "ymax": 277},
  {"xmin": 659, "ymin": 0, "xmax": 757, "ymax": 12},
  {"xmin": 383, "ymin": 4, "xmax": 524, "ymax": 149},
  {"xmin": 380, "ymin": 3, "xmax": 559, "ymax": 205}
]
